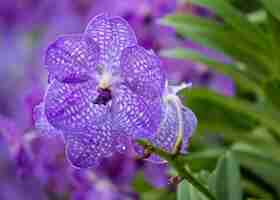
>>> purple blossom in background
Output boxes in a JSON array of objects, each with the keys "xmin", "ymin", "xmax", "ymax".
[
  {"xmin": 0, "ymin": 115, "xmax": 140, "ymax": 199},
  {"xmin": 0, "ymin": 122, "xmax": 48, "ymax": 200},
  {"xmin": 0, "ymin": 0, "xmax": 56, "ymax": 31},
  {"xmin": 143, "ymin": 162, "xmax": 169, "ymax": 188}
]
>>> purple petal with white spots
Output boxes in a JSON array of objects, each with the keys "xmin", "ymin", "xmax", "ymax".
[
  {"xmin": 33, "ymin": 103, "xmax": 63, "ymax": 137},
  {"xmin": 65, "ymin": 129, "xmax": 126, "ymax": 168},
  {"xmin": 112, "ymin": 84, "xmax": 161, "ymax": 138},
  {"xmin": 85, "ymin": 13, "xmax": 137, "ymax": 68},
  {"xmin": 45, "ymin": 34, "xmax": 100, "ymax": 83},
  {"xmin": 65, "ymin": 132, "xmax": 110, "ymax": 168},
  {"xmin": 153, "ymin": 104, "xmax": 196, "ymax": 162},
  {"xmin": 44, "ymin": 80, "xmax": 110, "ymax": 132},
  {"xmin": 120, "ymin": 45, "xmax": 165, "ymax": 100}
]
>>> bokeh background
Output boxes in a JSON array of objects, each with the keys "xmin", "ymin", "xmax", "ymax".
[{"xmin": 2, "ymin": 0, "xmax": 278, "ymax": 200}]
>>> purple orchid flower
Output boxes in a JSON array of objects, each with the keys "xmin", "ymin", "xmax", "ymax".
[{"xmin": 35, "ymin": 13, "xmax": 166, "ymax": 168}]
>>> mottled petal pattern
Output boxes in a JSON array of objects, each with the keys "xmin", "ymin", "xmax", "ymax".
[
  {"xmin": 85, "ymin": 13, "xmax": 137, "ymax": 68},
  {"xmin": 161, "ymin": 104, "xmax": 196, "ymax": 150},
  {"xmin": 45, "ymin": 34, "xmax": 100, "ymax": 83},
  {"xmin": 112, "ymin": 85, "xmax": 161, "ymax": 138},
  {"xmin": 33, "ymin": 103, "xmax": 63, "ymax": 137},
  {"xmin": 182, "ymin": 106, "xmax": 198, "ymax": 147},
  {"xmin": 44, "ymin": 80, "xmax": 110, "ymax": 132},
  {"xmin": 65, "ymin": 130, "xmax": 113, "ymax": 168},
  {"xmin": 120, "ymin": 46, "xmax": 165, "ymax": 100}
]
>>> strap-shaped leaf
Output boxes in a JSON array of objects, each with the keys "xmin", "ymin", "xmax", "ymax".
[
  {"xmin": 160, "ymin": 14, "xmax": 272, "ymax": 77},
  {"xmin": 180, "ymin": 88, "xmax": 280, "ymax": 138},
  {"xmin": 232, "ymin": 143, "xmax": 280, "ymax": 196},
  {"xmin": 161, "ymin": 14, "xmax": 265, "ymax": 52},
  {"xmin": 178, "ymin": 179, "xmax": 209, "ymax": 200},
  {"xmin": 209, "ymin": 151, "xmax": 242, "ymax": 200},
  {"xmin": 180, "ymin": 88, "xmax": 258, "ymax": 140},
  {"xmin": 181, "ymin": 149, "xmax": 225, "ymax": 171},
  {"xmin": 264, "ymin": 79, "xmax": 280, "ymax": 110},
  {"xmin": 259, "ymin": 0, "xmax": 280, "ymax": 22},
  {"xmin": 243, "ymin": 179, "xmax": 274, "ymax": 200},
  {"xmin": 161, "ymin": 48, "xmax": 262, "ymax": 93},
  {"xmin": 189, "ymin": 0, "xmax": 269, "ymax": 49},
  {"xmin": 267, "ymin": 13, "xmax": 280, "ymax": 71}
]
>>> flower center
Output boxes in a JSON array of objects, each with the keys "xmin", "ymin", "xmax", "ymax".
[
  {"xmin": 93, "ymin": 88, "xmax": 112, "ymax": 105},
  {"xmin": 93, "ymin": 70, "xmax": 115, "ymax": 105},
  {"xmin": 93, "ymin": 66, "xmax": 121, "ymax": 105}
]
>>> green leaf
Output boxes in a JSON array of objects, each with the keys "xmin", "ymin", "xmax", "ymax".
[
  {"xmin": 133, "ymin": 172, "xmax": 154, "ymax": 193},
  {"xmin": 268, "ymin": 13, "xmax": 280, "ymax": 47},
  {"xmin": 180, "ymin": 88, "xmax": 258, "ymax": 137},
  {"xmin": 178, "ymin": 180, "xmax": 208, "ymax": 200},
  {"xmin": 266, "ymin": 13, "xmax": 280, "ymax": 71},
  {"xmin": 196, "ymin": 171, "xmax": 212, "ymax": 186},
  {"xmin": 181, "ymin": 148, "xmax": 225, "ymax": 171},
  {"xmin": 264, "ymin": 79, "xmax": 280, "ymax": 110},
  {"xmin": 177, "ymin": 180, "xmax": 190, "ymax": 200},
  {"xmin": 160, "ymin": 15, "xmax": 272, "ymax": 77},
  {"xmin": 232, "ymin": 143, "xmax": 280, "ymax": 195},
  {"xmin": 259, "ymin": 0, "xmax": 280, "ymax": 22},
  {"xmin": 134, "ymin": 172, "xmax": 176, "ymax": 200},
  {"xmin": 243, "ymin": 179, "xmax": 274, "ymax": 200},
  {"xmin": 143, "ymin": 190, "xmax": 175, "ymax": 200},
  {"xmin": 240, "ymin": 127, "xmax": 280, "ymax": 161},
  {"xmin": 159, "ymin": 14, "xmax": 227, "ymax": 51},
  {"xmin": 189, "ymin": 0, "xmax": 268, "ymax": 48},
  {"xmin": 209, "ymin": 151, "xmax": 242, "ymax": 200},
  {"xmin": 161, "ymin": 48, "xmax": 262, "ymax": 93},
  {"xmin": 247, "ymin": 9, "xmax": 267, "ymax": 24},
  {"xmin": 180, "ymin": 88, "xmax": 280, "ymax": 139}
]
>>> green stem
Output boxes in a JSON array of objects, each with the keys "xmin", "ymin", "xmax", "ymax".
[{"xmin": 137, "ymin": 139, "xmax": 217, "ymax": 200}]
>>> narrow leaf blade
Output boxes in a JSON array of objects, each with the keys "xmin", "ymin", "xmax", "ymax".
[
  {"xmin": 259, "ymin": 0, "xmax": 280, "ymax": 22},
  {"xmin": 209, "ymin": 151, "xmax": 242, "ymax": 200}
]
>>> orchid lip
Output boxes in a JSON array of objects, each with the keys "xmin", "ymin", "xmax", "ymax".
[
  {"xmin": 93, "ymin": 67, "xmax": 121, "ymax": 105},
  {"xmin": 93, "ymin": 88, "xmax": 112, "ymax": 105}
]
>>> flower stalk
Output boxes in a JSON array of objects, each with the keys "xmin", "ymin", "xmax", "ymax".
[{"xmin": 137, "ymin": 139, "xmax": 217, "ymax": 200}]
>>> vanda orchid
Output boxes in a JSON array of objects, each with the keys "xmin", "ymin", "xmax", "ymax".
[
  {"xmin": 1, "ymin": 0, "xmax": 279, "ymax": 199},
  {"xmin": 34, "ymin": 13, "xmax": 196, "ymax": 168}
]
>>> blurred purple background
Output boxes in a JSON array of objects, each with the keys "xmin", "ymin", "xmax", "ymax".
[{"xmin": 0, "ymin": 1, "xmax": 234, "ymax": 199}]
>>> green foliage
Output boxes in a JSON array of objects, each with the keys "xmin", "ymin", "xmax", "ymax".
[
  {"xmin": 177, "ymin": 152, "xmax": 243, "ymax": 200},
  {"xmin": 159, "ymin": 0, "xmax": 280, "ymax": 199},
  {"xmin": 232, "ymin": 143, "xmax": 280, "ymax": 196},
  {"xmin": 133, "ymin": 172, "xmax": 176, "ymax": 200},
  {"xmin": 209, "ymin": 152, "xmax": 242, "ymax": 200},
  {"xmin": 259, "ymin": 0, "xmax": 280, "ymax": 21},
  {"xmin": 178, "ymin": 179, "xmax": 208, "ymax": 200}
]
